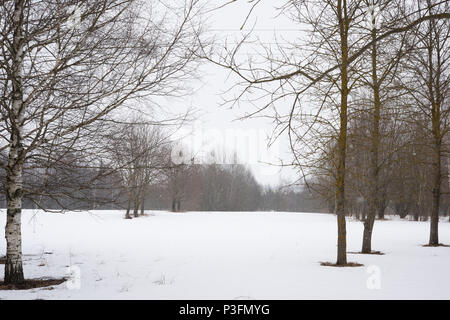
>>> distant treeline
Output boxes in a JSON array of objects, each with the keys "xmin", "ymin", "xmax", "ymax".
[{"xmin": 0, "ymin": 161, "xmax": 326, "ymax": 213}]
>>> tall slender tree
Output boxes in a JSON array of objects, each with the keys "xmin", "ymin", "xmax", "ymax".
[{"xmin": 399, "ymin": 0, "xmax": 449, "ymax": 246}]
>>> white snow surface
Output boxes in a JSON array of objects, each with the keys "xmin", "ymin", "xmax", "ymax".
[{"xmin": 0, "ymin": 209, "xmax": 449, "ymax": 300}]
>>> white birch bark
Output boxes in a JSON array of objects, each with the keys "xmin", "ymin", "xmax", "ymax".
[{"xmin": 4, "ymin": 0, "xmax": 26, "ymax": 284}]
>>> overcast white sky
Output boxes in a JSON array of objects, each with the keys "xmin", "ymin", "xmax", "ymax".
[{"xmin": 171, "ymin": 1, "xmax": 301, "ymax": 187}]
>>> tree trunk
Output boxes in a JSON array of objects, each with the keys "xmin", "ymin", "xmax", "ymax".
[
  {"xmin": 336, "ymin": 197, "xmax": 347, "ymax": 265},
  {"xmin": 125, "ymin": 195, "xmax": 132, "ymax": 219},
  {"xmin": 139, "ymin": 186, "xmax": 145, "ymax": 215},
  {"xmin": 427, "ymin": 9, "xmax": 442, "ymax": 245},
  {"xmin": 133, "ymin": 191, "xmax": 139, "ymax": 217},
  {"xmin": 414, "ymin": 186, "xmax": 422, "ymax": 221},
  {"xmin": 377, "ymin": 200, "xmax": 386, "ymax": 220},
  {"xmin": 172, "ymin": 198, "xmax": 176, "ymax": 212},
  {"xmin": 413, "ymin": 208, "xmax": 419, "ymax": 221},
  {"xmin": 362, "ymin": 25, "xmax": 380, "ymax": 254},
  {"xmin": 429, "ymin": 143, "xmax": 441, "ymax": 245},
  {"xmin": 140, "ymin": 197, "xmax": 145, "ymax": 215},
  {"xmin": 335, "ymin": 0, "xmax": 349, "ymax": 265},
  {"xmin": 5, "ymin": 163, "xmax": 25, "ymax": 284},
  {"xmin": 4, "ymin": 0, "xmax": 26, "ymax": 285}
]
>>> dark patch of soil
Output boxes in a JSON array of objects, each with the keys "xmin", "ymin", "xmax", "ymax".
[
  {"xmin": 320, "ymin": 262, "xmax": 364, "ymax": 267},
  {"xmin": 0, "ymin": 278, "xmax": 66, "ymax": 290},
  {"xmin": 422, "ymin": 243, "xmax": 450, "ymax": 247}
]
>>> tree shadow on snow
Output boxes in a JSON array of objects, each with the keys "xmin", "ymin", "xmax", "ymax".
[
  {"xmin": 422, "ymin": 243, "xmax": 450, "ymax": 247},
  {"xmin": 319, "ymin": 262, "xmax": 364, "ymax": 267},
  {"xmin": 348, "ymin": 251, "xmax": 385, "ymax": 255}
]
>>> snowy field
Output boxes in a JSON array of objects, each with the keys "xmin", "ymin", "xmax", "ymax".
[{"xmin": 0, "ymin": 209, "xmax": 449, "ymax": 300}]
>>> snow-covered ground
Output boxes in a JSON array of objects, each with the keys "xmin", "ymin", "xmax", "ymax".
[{"xmin": 0, "ymin": 209, "xmax": 449, "ymax": 300}]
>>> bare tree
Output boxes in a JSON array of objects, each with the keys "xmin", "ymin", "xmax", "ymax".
[
  {"xmin": 0, "ymin": 0, "xmax": 205, "ymax": 284},
  {"xmin": 210, "ymin": 0, "xmax": 370, "ymax": 265},
  {"xmin": 349, "ymin": 0, "xmax": 412, "ymax": 253},
  {"xmin": 106, "ymin": 118, "xmax": 170, "ymax": 218},
  {"xmin": 203, "ymin": 0, "xmax": 450, "ymax": 265},
  {"xmin": 399, "ymin": 0, "xmax": 449, "ymax": 245},
  {"xmin": 164, "ymin": 145, "xmax": 197, "ymax": 212}
]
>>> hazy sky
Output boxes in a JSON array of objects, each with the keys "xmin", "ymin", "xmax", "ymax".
[{"xmin": 172, "ymin": 1, "xmax": 301, "ymax": 187}]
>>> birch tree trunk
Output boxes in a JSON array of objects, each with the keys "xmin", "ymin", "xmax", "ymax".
[
  {"xmin": 4, "ymin": 0, "xmax": 26, "ymax": 285},
  {"xmin": 5, "ymin": 161, "xmax": 25, "ymax": 284}
]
